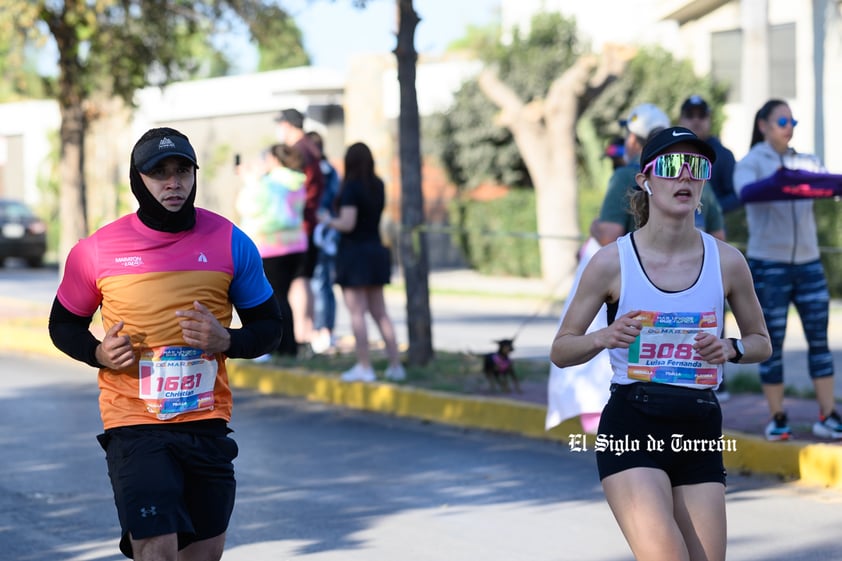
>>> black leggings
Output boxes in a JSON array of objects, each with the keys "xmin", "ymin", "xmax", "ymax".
[{"xmin": 262, "ymin": 253, "xmax": 304, "ymax": 356}]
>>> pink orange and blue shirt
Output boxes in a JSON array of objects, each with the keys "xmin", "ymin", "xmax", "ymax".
[{"xmin": 56, "ymin": 209, "xmax": 273, "ymax": 429}]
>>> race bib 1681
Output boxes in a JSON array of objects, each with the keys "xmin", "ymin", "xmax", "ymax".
[{"xmin": 138, "ymin": 346, "xmax": 217, "ymax": 420}]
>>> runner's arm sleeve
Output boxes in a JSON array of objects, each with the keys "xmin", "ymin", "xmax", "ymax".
[
  {"xmin": 48, "ymin": 297, "xmax": 104, "ymax": 368},
  {"xmin": 225, "ymin": 295, "xmax": 283, "ymax": 359}
]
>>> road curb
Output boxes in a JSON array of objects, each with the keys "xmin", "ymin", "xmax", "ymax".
[
  {"xmin": 227, "ymin": 361, "xmax": 842, "ymax": 489},
  {"xmin": 0, "ymin": 317, "xmax": 65, "ymax": 360},
  {"xmin": 228, "ymin": 360, "xmax": 580, "ymax": 440}
]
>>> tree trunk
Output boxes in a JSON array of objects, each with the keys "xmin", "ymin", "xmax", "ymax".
[
  {"xmin": 57, "ymin": 103, "xmax": 88, "ymax": 264},
  {"xmin": 477, "ymin": 66, "xmax": 587, "ymax": 294},
  {"xmin": 51, "ymin": 9, "xmax": 89, "ymax": 266},
  {"xmin": 478, "ymin": 50, "xmax": 628, "ymax": 294},
  {"xmin": 394, "ymin": 0, "xmax": 433, "ymax": 365}
]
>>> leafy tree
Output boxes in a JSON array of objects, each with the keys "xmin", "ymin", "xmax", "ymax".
[
  {"xmin": 475, "ymin": 13, "xmax": 627, "ymax": 288},
  {"xmin": 0, "ymin": 22, "xmax": 48, "ymax": 101},
  {"xmin": 427, "ymin": 78, "xmax": 528, "ymax": 190},
  {"xmin": 0, "ymin": 0, "xmax": 307, "ymax": 262},
  {"xmin": 428, "ymin": 13, "xmax": 584, "ymax": 190},
  {"xmin": 225, "ymin": 0, "xmax": 308, "ymax": 71},
  {"xmin": 580, "ymin": 45, "xmax": 734, "ymax": 235},
  {"xmin": 582, "ymin": 46, "xmax": 729, "ymax": 145},
  {"xmin": 429, "ymin": 19, "xmax": 731, "ymax": 288},
  {"xmin": 445, "ymin": 22, "xmax": 500, "ymax": 56}
]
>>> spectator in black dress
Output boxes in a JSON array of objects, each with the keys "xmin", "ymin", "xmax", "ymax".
[{"xmin": 320, "ymin": 142, "xmax": 405, "ymax": 382}]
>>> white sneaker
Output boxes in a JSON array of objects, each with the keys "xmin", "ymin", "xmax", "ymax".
[
  {"xmin": 310, "ymin": 332, "xmax": 333, "ymax": 354},
  {"xmin": 340, "ymin": 364, "xmax": 376, "ymax": 382},
  {"xmin": 384, "ymin": 365, "xmax": 406, "ymax": 381},
  {"xmin": 813, "ymin": 411, "xmax": 842, "ymax": 439}
]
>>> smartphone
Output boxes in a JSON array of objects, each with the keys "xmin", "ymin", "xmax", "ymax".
[{"xmin": 234, "ymin": 154, "xmax": 241, "ymax": 167}]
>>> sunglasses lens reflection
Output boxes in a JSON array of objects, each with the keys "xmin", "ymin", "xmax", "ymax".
[{"xmin": 649, "ymin": 154, "xmax": 712, "ymax": 180}]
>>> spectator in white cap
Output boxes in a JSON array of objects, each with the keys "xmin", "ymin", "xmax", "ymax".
[{"xmin": 590, "ymin": 103, "xmax": 670, "ymax": 245}]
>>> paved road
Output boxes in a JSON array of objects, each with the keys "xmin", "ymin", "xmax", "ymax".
[{"xmin": 3, "ymin": 352, "xmax": 842, "ymax": 561}]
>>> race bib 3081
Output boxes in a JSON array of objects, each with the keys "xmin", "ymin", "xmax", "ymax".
[{"xmin": 627, "ymin": 311, "xmax": 719, "ymax": 385}]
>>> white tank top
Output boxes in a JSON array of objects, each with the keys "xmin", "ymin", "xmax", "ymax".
[{"xmin": 609, "ymin": 231, "xmax": 724, "ymax": 389}]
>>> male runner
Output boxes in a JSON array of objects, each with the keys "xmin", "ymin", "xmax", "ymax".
[{"xmin": 49, "ymin": 127, "xmax": 282, "ymax": 560}]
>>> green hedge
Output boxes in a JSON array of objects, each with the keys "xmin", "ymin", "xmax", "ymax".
[
  {"xmin": 448, "ymin": 187, "xmax": 842, "ymax": 297},
  {"xmin": 450, "ymin": 189, "xmax": 541, "ymax": 277},
  {"xmin": 815, "ymin": 199, "xmax": 842, "ymax": 297}
]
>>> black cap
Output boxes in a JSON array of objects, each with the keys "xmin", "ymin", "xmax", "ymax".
[
  {"xmin": 274, "ymin": 108, "xmax": 305, "ymax": 129},
  {"xmin": 640, "ymin": 126, "xmax": 717, "ymax": 172},
  {"xmin": 133, "ymin": 132, "xmax": 198, "ymax": 173},
  {"xmin": 680, "ymin": 95, "xmax": 710, "ymax": 116}
]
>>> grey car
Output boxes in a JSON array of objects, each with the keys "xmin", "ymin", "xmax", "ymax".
[{"xmin": 0, "ymin": 199, "xmax": 47, "ymax": 267}]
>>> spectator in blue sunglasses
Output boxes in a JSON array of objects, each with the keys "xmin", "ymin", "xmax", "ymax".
[
  {"xmin": 552, "ymin": 126, "xmax": 770, "ymax": 561},
  {"xmin": 734, "ymin": 98, "xmax": 841, "ymax": 442}
]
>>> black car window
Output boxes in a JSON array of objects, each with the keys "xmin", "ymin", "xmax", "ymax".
[{"xmin": 0, "ymin": 202, "xmax": 33, "ymax": 221}]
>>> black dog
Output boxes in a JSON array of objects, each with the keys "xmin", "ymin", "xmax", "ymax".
[{"xmin": 483, "ymin": 338, "xmax": 521, "ymax": 393}]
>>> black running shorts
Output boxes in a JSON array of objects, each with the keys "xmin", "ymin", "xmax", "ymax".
[
  {"xmin": 596, "ymin": 383, "xmax": 727, "ymax": 486},
  {"xmin": 97, "ymin": 422, "xmax": 238, "ymax": 558}
]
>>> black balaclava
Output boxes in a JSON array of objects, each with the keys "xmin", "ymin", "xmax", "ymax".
[{"xmin": 129, "ymin": 127, "xmax": 199, "ymax": 232}]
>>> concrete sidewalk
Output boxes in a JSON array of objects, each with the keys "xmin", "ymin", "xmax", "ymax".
[{"xmin": 3, "ymin": 267, "xmax": 842, "ymax": 489}]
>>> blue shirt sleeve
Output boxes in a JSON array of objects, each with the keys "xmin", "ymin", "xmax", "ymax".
[{"xmin": 229, "ymin": 226, "xmax": 274, "ymax": 309}]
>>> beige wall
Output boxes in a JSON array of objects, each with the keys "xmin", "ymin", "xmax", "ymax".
[{"xmin": 0, "ymin": 135, "xmax": 24, "ymax": 200}]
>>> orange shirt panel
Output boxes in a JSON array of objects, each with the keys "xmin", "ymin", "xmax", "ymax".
[{"xmin": 96, "ymin": 270, "xmax": 235, "ymax": 429}]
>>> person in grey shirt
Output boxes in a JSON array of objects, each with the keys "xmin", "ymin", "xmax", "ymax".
[{"xmin": 734, "ymin": 98, "xmax": 841, "ymax": 442}]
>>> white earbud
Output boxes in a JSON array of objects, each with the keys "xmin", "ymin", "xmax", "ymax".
[{"xmin": 643, "ymin": 180, "xmax": 653, "ymax": 195}]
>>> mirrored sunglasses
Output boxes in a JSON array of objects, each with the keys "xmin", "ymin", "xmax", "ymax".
[
  {"xmin": 775, "ymin": 116, "xmax": 798, "ymax": 128},
  {"xmin": 643, "ymin": 153, "xmax": 712, "ymax": 181}
]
